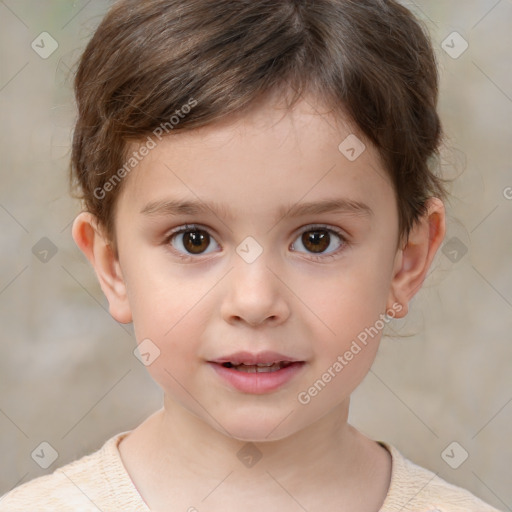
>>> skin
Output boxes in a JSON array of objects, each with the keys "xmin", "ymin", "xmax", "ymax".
[{"xmin": 72, "ymin": 92, "xmax": 445, "ymax": 511}]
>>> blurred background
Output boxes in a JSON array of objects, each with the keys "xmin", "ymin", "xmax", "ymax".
[{"xmin": 0, "ymin": 0, "xmax": 510, "ymax": 508}]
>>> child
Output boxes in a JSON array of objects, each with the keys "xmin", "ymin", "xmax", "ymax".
[{"xmin": 0, "ymin": 0, "xmax": 502, "ymax": 510}]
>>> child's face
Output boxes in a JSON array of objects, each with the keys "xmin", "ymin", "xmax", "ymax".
[{"xmin": 93, "ymin": 96, "xmax": 408, "ymax": 441}]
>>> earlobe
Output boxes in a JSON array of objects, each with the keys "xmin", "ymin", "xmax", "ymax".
[
  {"xmin": 386, "ymin": 198, "xmax": 446, "ymax": 318},
  {"xmin": 71, "ymin": 212, "xmax": 132, "ymax": 324}
]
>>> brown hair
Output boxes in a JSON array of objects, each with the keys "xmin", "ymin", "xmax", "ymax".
[{"xmin": 71, "ymin": 0, "xmax": 447, "ymax": 257}]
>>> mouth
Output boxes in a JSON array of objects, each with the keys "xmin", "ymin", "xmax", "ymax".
[
  {"xmin": 207, "ymin": 352, "xmax": 306, "ymax": 394},
  {"xmin": 219, "ymin": 361, "xmax": 295, "ymax": 373},
  {"xmin": 208, "ymin": 360, "xmax": 305, "ymax": 394}
]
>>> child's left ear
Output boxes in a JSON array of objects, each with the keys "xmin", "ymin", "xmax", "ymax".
[{"xmin": 386, "ymin": 197, "xmax": 446, "ymax": 318}]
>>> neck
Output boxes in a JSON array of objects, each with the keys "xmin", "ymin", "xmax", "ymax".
[
  {"xmin": 119, "ymin": 396, "xmax": 391, "ymax": 510},
  {"xmin": 153, "ymin": 395, "xmax": 360, "ymax": 482}
]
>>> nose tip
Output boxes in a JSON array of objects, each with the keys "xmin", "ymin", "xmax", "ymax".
[
  {"xmin": 235, "ymin": 314, "xmax": 279, "ymax": 327},
  {"xmin": 220, "ymin": 260, "xmax": 290, "ymax": 327}
]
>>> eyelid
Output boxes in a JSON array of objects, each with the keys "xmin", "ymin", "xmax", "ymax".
[
  {"xmin": 167, "ymin": 223, "xmax": 209, "ymax": 235},
  {"xmin": 292, "ymin": 223, "xmax": 348, "ymax": 239}
]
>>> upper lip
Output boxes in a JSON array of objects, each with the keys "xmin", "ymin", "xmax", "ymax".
[{"xmin": 209, "ymin": 351, "xmax": 302, "ymax": 365}]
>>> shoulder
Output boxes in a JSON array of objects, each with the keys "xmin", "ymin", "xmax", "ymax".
[
  {"xmin": 379, "ymin": 442, "xmax": 503, "ymax": 512},
  {"xmin": 0, "ymin": 431, "xmax": 143, "ymax": 512}
]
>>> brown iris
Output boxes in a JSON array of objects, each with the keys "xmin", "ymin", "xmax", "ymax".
[
  {"xmin": 302, "ymin": 229, "xmax": 330, "ymax": 253},
  {"xmin": 182, "ymin": 229, "xmax": 210, "ymax": 254}
]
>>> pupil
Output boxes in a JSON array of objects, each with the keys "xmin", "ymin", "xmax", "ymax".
[
  {"xmin": 184, "ymin": 230, "xmax": 209, "ymax": 254},
  {"xmin": 303, "ymin": 230, "xmax": 329, "ymax": 253}
]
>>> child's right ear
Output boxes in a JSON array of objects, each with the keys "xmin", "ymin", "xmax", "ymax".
[{"xmin": 71, "ymin": 212, "xmax": 132, "ymax": 324}]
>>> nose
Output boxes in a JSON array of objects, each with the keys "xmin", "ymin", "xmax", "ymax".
[{"xmin": 220, "ymin": 254, "xmax": 291, "ymax": 328}]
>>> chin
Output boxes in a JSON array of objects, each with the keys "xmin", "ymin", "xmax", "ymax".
[{"xmin": 212, "ymin": 408, "xmax": 303, "ymax": 443}]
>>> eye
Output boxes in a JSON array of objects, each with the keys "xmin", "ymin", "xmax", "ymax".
[
  {"xmin": 164, "ymin": 224, "xmax": 348, "ymax": 262},
  {"xmin": 165, "ymin": 224, "xmax": 220, "ymax": 259},
  {"xmin": 290, "ymin": 225, "xmax": 347, "ymax": 260}
]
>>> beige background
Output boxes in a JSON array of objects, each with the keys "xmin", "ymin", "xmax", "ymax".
[{"xmin": 0, "ymin": 0, "xmax": 511, "ymax": 508}]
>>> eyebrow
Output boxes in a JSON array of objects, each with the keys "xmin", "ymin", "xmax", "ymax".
[{"xmin": 140, "ymin": 197, "xmax": 373, "ymax": 222}]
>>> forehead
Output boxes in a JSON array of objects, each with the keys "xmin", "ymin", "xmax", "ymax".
[{"xmin": 116, "ymin": 95, "xmax": 394, "ymax": 222}]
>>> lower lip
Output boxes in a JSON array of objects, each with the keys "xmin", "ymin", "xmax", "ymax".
[{"xmin": 208, "ymin": 362, "xmax": 305, "ymax": 394}]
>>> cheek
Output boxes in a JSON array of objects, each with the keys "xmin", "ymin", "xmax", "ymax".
[
  {"xmin": 131, "ymin": 291, "xmax": 206, "ymax": 400},
  {"xmin": 298, "ymin": 257, "xmax": 393, "ymax": 335},
  {"xmin": 125, "ymin": 255, "xmax": 206, "ymax": 339},
  {"xmin": 124, "ymin": 257, "xmax": 212, "ymax": 354},
  {"xmin": 294, "ymin": 273, "xmax": 387, "ymax": 411},
  {"xmin": 292, "ymin": 254, "xmax": 395, "ymax": 400}
]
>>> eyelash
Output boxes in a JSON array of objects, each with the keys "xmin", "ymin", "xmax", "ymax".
[{"xmin": 163, "ymin": 223, "xmax": 349, "ymax": 262}]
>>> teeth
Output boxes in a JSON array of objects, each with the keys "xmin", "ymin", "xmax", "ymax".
[{"xmin": 229, "ymin": 362, "xmax": 290, "ymax": 373}]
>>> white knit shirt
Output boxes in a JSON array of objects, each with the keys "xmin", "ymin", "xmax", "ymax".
[{"xmin": 0, "ymin": 431, "xmax": 502, "ymax": 511}]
